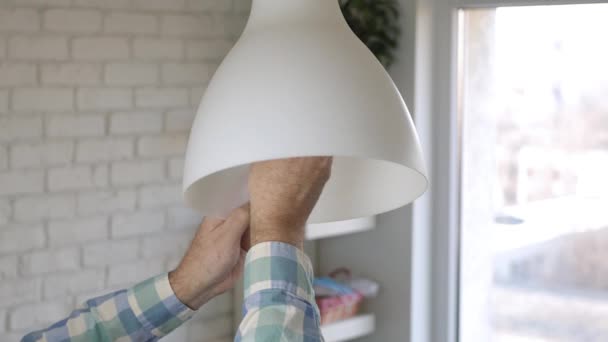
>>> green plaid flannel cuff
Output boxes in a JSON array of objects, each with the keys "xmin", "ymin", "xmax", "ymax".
[
  {"xmin": 243, "ymin": 242, "xmax": 316, "ymax": 306},
  {"xmin": 128, "ymin": 273, "xmax": 196, "ymax": 337}
]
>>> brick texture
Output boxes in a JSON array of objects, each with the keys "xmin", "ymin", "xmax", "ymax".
[
  {"xmin": 0, "ymin": 117, "xmax": 42, "ymax": 141},
  {"xmin": 0, "ymin": 146, "xmax": 8, "ymax": 171},
  {"xmin": 0, "ymin": 63, "xmax": 37, "ymax": 86},
  {"xmin": 111, "ymin": 160, "xmax": 165, "ymax": 185},
  {"xmin": 105, "ymin": 63, "xmax": 159, "ymax": 86},
  {"xmin": 0, "ymin": 225, "xmax": 46, "ymax": 254},
  {"xmin": 104, "ymin": 13, "xmax": 158, "ymax": 34},
  {"xmin": 44, "ymin": 9, "xmax": 102, "ymax": 33},
  {"xmin": 9, "ymin": 36, "xmax": 69, "ymax": 60},
  {"xmin": 47, "ymin": 115, "xmax": 105, "ymax": 138},
  {"xmin": 0, "ymin": 170, "xmax": 44, "ymax": 196},
  {"xmin": 41, "ymin": 63, "xmax": 102, "ymax": 86},
  {"xmin": 9, "ymin": 300, "xmax": 72, "ymax": 330},
  {"xmin": 14, "ymin": 194, "xmax": 76, "ymax": 222},
  {"xmin": 0, "ymin": 256, "xmax": 18, "ymax": 279},
  {"xmin": 0, "ymin": 0, "xmax": 248, "ymax": 338},
  {"xmin": 48, "ymin": 217, "xmax": 109, "ymax": 247},
  {"xmin": 133, "ymin": 38, "xmax": 184, "ymax": 60},
  {"xmin": 43, "ymin": 270, "xmax": 106, "ymax": 299},
  {"xmin": 0, "ymin": 9, "xmax": 40, "ymax": 32},
  {"xmin": 13, "ymin": 88, "xmax": 73, "ymax": 112},
  {"xmin": 21, "ymin": 248, "xmax": 80, "ymax": 276},
  {"xmin": 110, "ymin": 111, "xmax": 163, "ymax": 134},
  {"xmin": 77, "ymin": 88, "xmax": 132, "ymax": 110},
  {"xmin": 10, "ymin": 141, "xmax": 74, "ymax": 168},
  {"xmin": 76, "ymin": 138, "xmax": 134, "ymax": 162},
  {"xmin": 111, "ymin": 210, "xmax": 166, "ymax": 238},
  {"xmin": 73, "ymin": 37, "xmax": 130, "ymax": 60}
]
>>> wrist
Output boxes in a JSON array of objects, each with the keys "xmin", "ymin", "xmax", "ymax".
[
  {"xmin": 168, "ymin": 268, "xmax": 213, "ymax": 310},
  {"xmin": 250, "ymin": 228, "xmax": 305, "ymax": 250}
]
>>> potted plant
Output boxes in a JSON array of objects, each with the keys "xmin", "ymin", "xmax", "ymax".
[{"xmin": 340, "ymin": 0, "xmax": 401, "ymax": 69}]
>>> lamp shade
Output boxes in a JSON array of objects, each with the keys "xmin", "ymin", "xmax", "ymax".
[{"xmin": 183, "ymin": 0, "xmax": 428, "ymax": 224}]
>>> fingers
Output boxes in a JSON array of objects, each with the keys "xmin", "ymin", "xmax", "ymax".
[
  {"xmin": 221, "ymin": 203, "xmax": 251, "ymax": 242},
  {"xmin": 241, "ymin": 226, "xmax": 251, "ymax": 251},
  {"xmin": 201, "ymin": 216, "xmax": 224, "ymax": 230}
]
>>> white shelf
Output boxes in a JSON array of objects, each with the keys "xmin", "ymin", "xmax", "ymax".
[
  {"xmin": 306, "ymin": 216, "xmax": 376, "ymax": 240},
  {"xmin": 321, "ymin": 314, "xmax": 376, "ymax": 342}
]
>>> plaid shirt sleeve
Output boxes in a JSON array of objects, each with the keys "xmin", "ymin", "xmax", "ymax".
[
  {"xmin": 236, "ymin": 242, "xmax": 324, "ymax": 342},
  {"xmin": 22, "ymin": 273, "xmax": 195, "ymax": 342}
]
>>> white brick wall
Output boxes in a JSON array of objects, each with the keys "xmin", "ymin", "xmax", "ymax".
[
  {"xmin": 9, "ymin": 36, "xmax": 69, "ymax": 60},
  {"xmin": 83, "ymin": 239, "xmax": 140, "ymax": 266},
  {"xmin": 9, "ymin": 300, "xmax": 72, "ymax": 331},
  {"xmin": 110, "ymin": 111, "xmax": 163, "ymax": 134},
  {"xmin": 41, "ymin": 63, "xmax": 102, "ymax": 86},
  {"xmin": 0, "ymin": 256, "xmax": 18, "ymax": 279},
  {"xmin": 14, "ymin": 194, "xmax": 76, "ymax": 222},
  {"xmin": 0, "ymin": 278, "xmax": 41, "ymax": 308},
  {"xmin": 111, "ymin": 159, "xmax": 165, "ymax": 185},
  {"xmin": 76, "ymin": 138, "xmax": 134, "ymax": 162},
  {"xmin": 44, "ymin": 9, "xmax": 103, "ymax": 33},
  {"xmin": 139, "ymin": 183, "xmax": 182, "ymax": 208},
  {"xmin": 0, "ymin": 117, "xmax": 43, "ymax": 141},
  {"xmin": 43, "ymin": 269, "xmax": 106, "ymax": 299},
  {"xmin": 0, "ymin": 90, "xmax": 8, "ymax": 113},
  {"xmin": 0, "ymin": 9, "xmax": 40, "ymax": 32},
  {"xmin": 0, "ymin": 225, "xmax": 46, "ymax": 254},
  {"xmin": 10, "ymin": 141, "xmax": 74, "ymax": 168},
  {"xmin": 169, "ymin": 158, "xmax": 185, "ymax": 180},
  {"xmin": 77, "ymin": 87, "xmax": 132, "ymax": 110},
  {"xmin": 138, "ymin": 135, "xmax": 188, "ymax": 157},
  {"xmin": 107, "ymin": 259, "xmax": 165, "ymax": 287},
  {"xmin": 111, "ymin": 210, "xmax": 165, "ymax": 238},
  {"xmin": 47, "ymin": 165, "xmax": 101, "ymax": 191},
  {"xmin": 77, "ymin": 190, "xmax": 136, "ymax": 215},
  {"xmin": 162, "ymin": 63, "xmax": 210, "ymax": 85},
  {"xmin": 21, "ymin": 248, "xmax": 80, "ymax": 275},
  {"xmin": 0, "ymin": 63, "xmax": 37, "ymax": 86},
  {"xmin": 0, "ymin": 146, "xmax": 8, "ymax": 171},
  {"xmin": 161, "ymin": 14, "xmax": 214, "ymax": 37},
  {"xmin": 105, "ymin": 63, "xmax": 159, "ymax": 86},
  {"xmin": 47, "ymin": 115, "xmax": 106, "ymax": 138},
  {"xmin": 13, "ymin": 88, "xmax": 74, "ymax": 112},
  {"xmin": 135, "ymin": 87, "xmax": 190, "ymax": 108},
  {"xmin": 104, "ymin": 13, "xmax": 158, "ymax": 34},
  {"xmin": 72, "ymin": 37, "xmax": 130, "ymax": 60},
  {"xmin": 0, "ymin": 0, "xmax": 250, "ymax": 338},
  {"xmin": 133, "ymin": 38, "xmax": 184, "ymax": 60},
  {"xmin": 48, "ymin": 217, "xmax": 108, "ymax": 247},
  {"xmin": 0, "ymin": 170, "xmax": 44, "ymax": 196},
  {"xmin": 165, "ymin": 109, "xmax": 197, "ymax": 132}
]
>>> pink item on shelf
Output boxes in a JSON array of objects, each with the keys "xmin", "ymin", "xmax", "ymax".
[
  {"xmin": 314, "ymin": 268, "xmax": 365, "ymax": 325},
  {"xmin": 316, "ymin": 291, "xmax": 364, "ymax": 325}
]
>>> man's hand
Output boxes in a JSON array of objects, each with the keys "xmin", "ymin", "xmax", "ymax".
[
  {"xmin": 169, "ymin": 205, "xmax": 250, "ymax": 310},
  {"xmin": 249, "ymin": 157, "xmax": 333, "ymax": 250}
]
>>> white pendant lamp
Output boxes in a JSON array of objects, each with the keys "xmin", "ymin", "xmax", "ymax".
[{"xmin": 183, "ymin": 0, "xmax": 428, "ymax": 224}]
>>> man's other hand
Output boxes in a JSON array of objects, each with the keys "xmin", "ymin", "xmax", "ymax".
[{"xmin": 169, "ymin": 205, "xmax": 250, "ymax": 310}]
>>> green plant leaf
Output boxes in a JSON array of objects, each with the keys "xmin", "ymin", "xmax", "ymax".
[{"xmin": 340, "ymin": 0, "xmax": 401, "ymax": 69}]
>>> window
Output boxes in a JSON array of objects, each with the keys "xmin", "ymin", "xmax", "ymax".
[{"xmin": 458, "ymin": 4, "xmax": 608, "ymax": 341}]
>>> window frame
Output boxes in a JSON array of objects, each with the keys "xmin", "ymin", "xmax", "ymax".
[{"xmin": 410, "ymin": 1, "xmax": 608, "ymax": 341}]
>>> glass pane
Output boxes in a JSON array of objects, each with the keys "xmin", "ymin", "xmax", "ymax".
[{"xmin": 458, "ymin": 4, "xmax": 608, "ymax": 342}]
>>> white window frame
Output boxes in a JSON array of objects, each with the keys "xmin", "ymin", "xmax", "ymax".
[{"xmin": 410, "ymin": 0, "xmax": 608, "ymax": 341}]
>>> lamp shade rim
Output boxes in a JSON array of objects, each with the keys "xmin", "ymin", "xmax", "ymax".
[{"xmin": 183, "ymin": 153, "xmax": 428, "ymax": 223}]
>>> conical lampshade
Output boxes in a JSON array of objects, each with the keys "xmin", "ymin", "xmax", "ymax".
[{"xmin": 183, "ymin": 0, "xmax": 428, "ymax": 224}]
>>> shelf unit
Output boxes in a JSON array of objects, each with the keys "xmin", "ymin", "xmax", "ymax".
[
  {"xmin": 322, "ymin": 314, "xmax": 376, "ymax": 342},
  {"xmin": 306, "ymin": 216, "xmax": 377, "ymax": 240}
]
